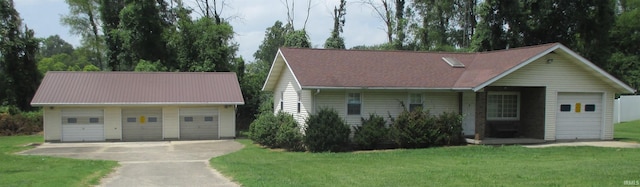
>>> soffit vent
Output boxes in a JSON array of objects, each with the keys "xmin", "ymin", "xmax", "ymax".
[{"xmin": 442, "ymin": 57, "xmax": 465, "ymax": 68}]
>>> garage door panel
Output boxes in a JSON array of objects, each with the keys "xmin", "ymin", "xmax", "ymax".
[
  {"xmin": 556, "ymin": 93, "xmax": 602, "ymax": 140},
  {"xmin": 61, "ymin": 109, "xmax": 105, "ymax": 142},
  {"xmin": 122, "ymin": 108, "xmax": 163, "ymax": 141},
  {"xmin": 180, "ymin": 108, "xmax": 218, "ymax": 140}
]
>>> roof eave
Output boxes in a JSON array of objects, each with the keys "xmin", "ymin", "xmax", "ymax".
[
  {"xmin": 261, "ymin": 49, "xmax": 304, "ymax": 92},
  {"xmin": 31, "ymin": 102, "xmax": 245, "ymax": 107},
  {"xmin": 302, "ymin": 86, "xmax": 473, "ymax": 91}
]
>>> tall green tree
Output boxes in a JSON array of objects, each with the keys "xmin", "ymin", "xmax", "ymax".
[
  {"xmin": 99, "ymin": 0, "xmax": 125, "ymax": 70},
  {"xmin": 284, "ymin": 29, "xmax": 311, "ymax": 48},
  {"xmin": 607, "ymin": 0, "xmax": 640, "ymax": 91},
  {"xmin": 472, "ymin": 0, "xmax": 614, "ymax": 67},
  {"xmin": 0, "ymin": 0, "xmax": 41, "ymax": 111},
  {"xmin": 62, "ymin": 0, "xmax": 104, "ymax": 69},
  {"xmin": 254, "ymin": 21, "xmax": 288, "ymax": 67},
  {"xmin": 117, "ymin": 0, "xmax": 169, "ymax": 71},
  {"xmin": 324, "ymin": 0, "xmax": 347, "ymax": 49},
  {"xmin": 38, "ymin": 35, "xmax": 74, "ymax": 58}
]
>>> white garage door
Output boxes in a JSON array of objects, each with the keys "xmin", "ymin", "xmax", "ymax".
[
  {"xmin": 180, "ymin": 108, "xmax": 219, "ymax": 140},
  {"xmin": 61, "ymin": 109, "xmax": 104, "ymax": 142},
  {"xmin": 556, "ymin": 93, "xmax": 602, "ymax": 140},
  {"xmin": 122, "ymin": 108, "xmax": 163, "ymax": 141}
]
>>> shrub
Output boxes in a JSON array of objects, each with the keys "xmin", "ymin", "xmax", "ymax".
[
  {"xmin": 432, "ymin": 112, "xmax": 464, "ymax": 146},
  {"xmin": 389, "ymin": 108, "xmax": 433, "ymax": 148},
  {"xmin": 389, "ymin": 108, "xmax": 464, "ymax": 148},
  {"xmin": 0, "ymin": 110, "xmax": 43, "ymax": 136},
  {"xmin": 353, "ymin": 114, "xmax": 388, "ymax": 150},
  {"xmin": 274, "ymin": 112, "xmax": 304, "ymax": 151},
  {"xmin": 248, "ymin": 112, "xmax": 279, "ymax": 147},
  {"xmin": 304, "ymin": 108, "xmax": 351, "ymax": 152}
]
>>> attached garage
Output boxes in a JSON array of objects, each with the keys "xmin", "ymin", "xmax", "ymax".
[
  {"xmin": 122, "ymin": 108, "xmax": 163, "ymax": 141},
  {"xmin": 61, "ymin": 109, "xmax": 104, "ymax": 142},
  {"xmin": 31, "ymin": 72, "xmax": 244, "ymax": 142},
  {"xmin": 556, "ymin": 93, "xmax": 603, "ymax": 140},
  {"xmin": 180, "ymin": 108, "xmax": 219, "ymax": 140}
]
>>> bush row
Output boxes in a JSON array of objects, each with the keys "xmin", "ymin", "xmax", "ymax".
[
  {"xmin": 0, "ymin": 110, "xmax": 43, "ymax": 136},
  {"xmin": 249, "ymin": 107, "xmax": 464, "ymax": 152}
]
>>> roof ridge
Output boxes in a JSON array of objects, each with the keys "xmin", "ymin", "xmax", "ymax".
[
  {"xmin": 477, "ymin": 43, "xmax": 558, "ymax": 54},
  {"xmin": 46, "ymin": 71, "xmax": 237, "ymax": 74},
  {"xmin": 280, "ymin": 47, "xmax": 476, "ymax": 55}
]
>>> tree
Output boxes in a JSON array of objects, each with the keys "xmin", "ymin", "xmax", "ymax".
[
  {"xmin": 284, "ymin": 29, "xmax": 311, "ymax": 48},
  {"xmin": 607, "ymin": 0, "xmax": 640, "ymax": 91},
  {"xmin": 99, "ymin": 0, "xmax": 125, "ymax": 70},
  {"xmin": 117, "ymin": 0, "xmax": 169, "ymax": 71},
  {"xmin": 62, "ymin": 0, "xmax": 104, "ymax": 69},
  {"xmin": 38, "ymin": 35, "xmax": 74, "ymax": 58},
  {"xmin": 360, "ymin": 0, "xmax": 409, "ymax": 49},
  {"xmin": 254, "ymin": 21, "xmax": 288, "ymax": 67},
  {"xmin": 0, "ymin": 0, "xmax": 41, "ymax": 111},
  {"xmin": 324, "ymin": 0, "xmax": 346, "ymax": 49},
  {"xmin": 472, "ymin": 0, "xmax": 615, "ymax": 68}
]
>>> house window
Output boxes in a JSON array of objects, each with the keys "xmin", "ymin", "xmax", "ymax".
[
  {"xmin": 204, "ymin": 116, "xmax": 214, "ymax": 121},
  {"xmin": 585, "ymin": 104, "xmax": 596, "ymax": 112},
  {"xmin": 89, "ymin": 118, "xmax": 99, "ymax": 123},
  {"xmin": 148, "ymin": 117, "xmax": 158, "ymax": 123},
  {"xmin": 67, "ymin": 118, "xmax": 77, "ymax": 124},
  {"xmin": 347, "ymin": 93, "xmax": 361, "ymax": 115},
  {"xmin": 184, "ymin": 117, "xmax": 193, "ymax": 122},
  {"xmin": 409, "ymin": 93, "xmax": 423, "ymax": 112},
  {"xmin": 127, "ymin": 117, "xmax": 136, "ymax": 123},
  {"xmin": 297, "ymin": 91, "xmax": 301, "ymax": 113},
  {"xmin": 280, "ymin": 91, "xmax": 284, "ymax": 111},
  {"xmin": 560, "ymin": 104, "xmax": 571, "ymax": 112},
  {"xmin": 487, "ymin": 92, "xmax": 519, "ymax": 120}
]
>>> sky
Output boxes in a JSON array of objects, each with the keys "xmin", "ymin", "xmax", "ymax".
[{"xmin": 14, "ymin": 0, "xmax": 389, "ymax": 62}]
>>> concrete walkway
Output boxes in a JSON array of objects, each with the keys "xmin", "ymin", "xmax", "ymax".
[
  {"xmin": 19, "ymin": 140, "xmax": 243, "ymax": 187},
  {"xmin": 523, "ymin": 141, "xmax": 640, "ymax": 148}
]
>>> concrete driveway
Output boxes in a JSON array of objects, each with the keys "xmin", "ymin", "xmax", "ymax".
[{"xmin": 19, "ymin": 140, "xmax": 243, "ymax": 187}]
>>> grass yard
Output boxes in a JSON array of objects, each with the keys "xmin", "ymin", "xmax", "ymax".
[
  {"xmin": 211, "ymin": 139, "xmax": 640, "ymax": 186},
  {"xmin": 615, "ymin": 120, "xmax": 640, "ymax": 142},
  {"xmin": 0, "ymin": 135, "xmax": 117, "ymax": 187}
]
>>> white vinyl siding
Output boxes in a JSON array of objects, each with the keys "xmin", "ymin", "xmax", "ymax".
[
  {"xmin": 423, "ymin": 92, "xmax": 459, "ymax": 115},
  {"xmin": 315, "ymin": 91, "xmax": 459, "ymax": 128},
  {"xmin": 491, "ymin": 53, "xmax": 617, "ymax": 140},
  {"xmin": 272, "ymin": 62, "xmax": 301, "ymax": 115},
  {"xmin": 296, "ymin": 90, "xmax": 313, "ymax": 129}
]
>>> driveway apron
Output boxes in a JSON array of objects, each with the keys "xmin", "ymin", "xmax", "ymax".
[{"xmin": 19, "ymin": 140, "xmax": 243, "ymax": 187}]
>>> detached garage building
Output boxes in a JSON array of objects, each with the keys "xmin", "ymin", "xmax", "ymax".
[{"xmin": 31, "ymin": 72, "xmax": 244, "ymax": 142}]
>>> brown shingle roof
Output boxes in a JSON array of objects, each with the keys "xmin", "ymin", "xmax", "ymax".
[
  {"xmin": 278, "ymin": 43, "xmax": 558, "ymax": 89},
  {"xmin": 31, "ymin": 72, "xmax": 244, "ymax": 106}
]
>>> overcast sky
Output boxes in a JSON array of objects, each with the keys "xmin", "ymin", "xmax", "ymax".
[{"xmin": 14, "ymin": 0, "xmax": 389, "ymax": 62}]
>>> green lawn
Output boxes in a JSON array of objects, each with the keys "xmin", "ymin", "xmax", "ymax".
[
  {"xmin": 211, "ymin": 139, "xmax": 640, "ymax": 186},
  {"xmin": 0, "ymin": 135, "xmax": 118, "ymax": 187},
  {"xmin": 615, "ymin": 120, "xmax": 640, "ymax": 142}
]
